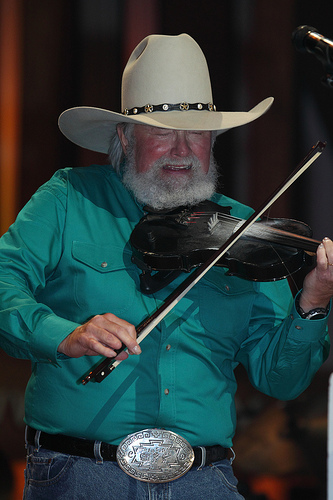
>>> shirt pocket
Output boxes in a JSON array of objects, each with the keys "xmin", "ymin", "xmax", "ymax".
[{"xmin": 71, "ymin": 240, "xmax": 138, "ymax": 316}]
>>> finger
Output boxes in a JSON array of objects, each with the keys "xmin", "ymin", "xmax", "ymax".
[
  {"xmin": 316, "ymin": 241, "xmax": 329, "ymax": 268},
  {"xmin": 76, "ymin": 328, "xmax": 121, "ymax": 358},
  {"xmin": 85, "ymin": 341, "xmax": 129, "ymax": 360},
  {"xmin": 94, "ymin": 314, "xmax": 141, "ymax": 355},
  {"xmin": 320, "ymin": 237, "xmax": 333, "ymax": 269}
]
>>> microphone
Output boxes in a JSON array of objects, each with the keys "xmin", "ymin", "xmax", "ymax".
[{"xmin": 292, "ymin": 25, "xmax": 333, "ymax": 87}]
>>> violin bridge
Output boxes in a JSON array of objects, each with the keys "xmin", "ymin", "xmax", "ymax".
[{"xmin": 207, "ymin": 212, "xmax": 219, "ymax": 233}]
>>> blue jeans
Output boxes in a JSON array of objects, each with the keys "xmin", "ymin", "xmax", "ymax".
[{"xmin": 23, "ymin": 445, "xmax": 245, "ymax": 500}]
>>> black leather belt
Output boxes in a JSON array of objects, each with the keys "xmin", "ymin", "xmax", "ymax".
[{"xmin": 26, "ymin": 427, "xmax": 228, "ymax": 467}]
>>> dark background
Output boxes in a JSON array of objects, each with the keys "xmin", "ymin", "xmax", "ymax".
[{"xmin": 1, "ymin": 1, "xmax": 333, "ymax": 499}]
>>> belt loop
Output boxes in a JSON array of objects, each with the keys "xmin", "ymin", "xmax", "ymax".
[
  {"xmin": 197, "ymin": 446, "xmax": 206, "ymax": 470},
  {"xmin": 24, "ymin": 426, "xmax": 28, "ymax": 450},
  {"xmin": 25, "ymin": 426, "xmax": 40, "ymax": 452},
  {"xmin": 94, "ymin": 440, "xmax": 103, "ymax": 464},
  {"xmin": 34, "ymin": 429, "xmax": 41, "ymax": 452}
]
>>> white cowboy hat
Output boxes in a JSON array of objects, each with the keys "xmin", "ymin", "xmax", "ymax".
[{"xmin": 58, "ymin": 33, "xmax": 273, "ymax": 154}]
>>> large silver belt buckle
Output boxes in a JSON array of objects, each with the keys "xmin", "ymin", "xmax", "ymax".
[{"xmin": 116, "ymin": 428, "xmax": 195, "ymax": 483}]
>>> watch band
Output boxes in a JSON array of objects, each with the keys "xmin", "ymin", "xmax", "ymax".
[{"xmin": 296, "ymin": 296, "xmax": 329, "ymax": 320}]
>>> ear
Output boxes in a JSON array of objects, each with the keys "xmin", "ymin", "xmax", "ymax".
[{"xmin": 117, "ymin": 124, "xmax": 129, "ymax": 154}]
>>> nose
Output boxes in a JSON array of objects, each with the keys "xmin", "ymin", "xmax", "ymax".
[{"xmin": 170, "ymin": 131, "xmax": 191, "ymax": 157}]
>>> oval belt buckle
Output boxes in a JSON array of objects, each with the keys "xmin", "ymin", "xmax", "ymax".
[{"xmin": 116, "ymin": 428, "xmax": 195, "ymax": 483}]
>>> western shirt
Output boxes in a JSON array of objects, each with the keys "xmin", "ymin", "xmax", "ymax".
[{"xmin": 0, "ymin": 166, "xmax": 329, "ymax": 447}]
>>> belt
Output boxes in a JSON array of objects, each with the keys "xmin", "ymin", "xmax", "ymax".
[{"xmin": 26, "ymin": 426, "xmax": 228, "ymax": 467}]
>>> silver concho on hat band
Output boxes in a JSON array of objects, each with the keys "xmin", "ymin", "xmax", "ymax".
[{"xmin": 116, "ymin": 429, "xmax": 195, "ymax": 483}]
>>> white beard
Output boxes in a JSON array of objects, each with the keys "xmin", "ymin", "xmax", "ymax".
[{"xmin": 121, "ymin": 149, "xmax": 219, "ymax": 211}]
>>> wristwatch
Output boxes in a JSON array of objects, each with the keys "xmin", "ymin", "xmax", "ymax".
[{"xmin": 296, "ymin": 296, "xmax": 329, "ymax": 320}]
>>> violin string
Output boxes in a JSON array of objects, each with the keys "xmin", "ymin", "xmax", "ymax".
[
  {"xmin": 191, "ymin": 211, "xmax": 319, "ymax": 252},
  {"xmin": 263, "ymin": 203, "xmax": 303, "ymax": 293},
  {"xmin": 264, "ymin": 242, "xmax": 301, "ymax": 293},
  {"xmin": 191, "ymin": 209, "xmax": 302, "ymax": 291}
]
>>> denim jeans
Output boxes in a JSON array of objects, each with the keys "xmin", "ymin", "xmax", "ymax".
[{"xmin": 23, "ymin": 445, "xmax": 245, "ymax": 500}]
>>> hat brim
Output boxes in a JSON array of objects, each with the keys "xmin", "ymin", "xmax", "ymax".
[{"xmin": 58, "ymin": 97, "xmax": 274, "ymax": 154}]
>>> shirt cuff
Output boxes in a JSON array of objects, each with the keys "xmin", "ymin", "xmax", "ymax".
[
  {"xmin": 30, "ymin": 313, "xmax": 80, "ymax": 363},
  {"xmin": 288, "ymin": 293, "xmax": 330, "ymax": 342}
]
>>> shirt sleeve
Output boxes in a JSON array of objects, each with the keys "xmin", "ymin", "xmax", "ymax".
[
  {"xmin": 236, "ymin": 280, "xmax": 330, "ymax": 400},
  {"xmin": 0, "ymin": 170, "xmax": 80, "ymax": 363}
]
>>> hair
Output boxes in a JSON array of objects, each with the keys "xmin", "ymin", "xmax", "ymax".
[{"xmin": 108, "ymin": 123, "xmax": 135, "ymax": 174}]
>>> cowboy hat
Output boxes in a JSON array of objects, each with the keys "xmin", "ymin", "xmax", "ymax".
[{"xmin": 58, "ymin": 33, "xmax": 273, "ymax": 154}]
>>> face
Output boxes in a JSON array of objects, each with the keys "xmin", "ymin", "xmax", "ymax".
[
  {"xmin": 120, "ymin": 125, "xmax": 212, "ymax": 175},
  {"xmin": 117, "ymin": 124, "xmax": 218, "ymax": 210}
]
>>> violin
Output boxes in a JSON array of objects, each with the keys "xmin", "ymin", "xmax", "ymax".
[
  {"xmin": 130, "ymin": 200, "xmax": 320, "ymax": 285},
  {"xmin": 82, "ymin": 141, "xmax": 326, "ymax": 384}
]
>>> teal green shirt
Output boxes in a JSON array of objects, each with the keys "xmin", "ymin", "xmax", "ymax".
[{"xmin": 0, "ymin": 166, "xmax": 329, "ymax": 447}]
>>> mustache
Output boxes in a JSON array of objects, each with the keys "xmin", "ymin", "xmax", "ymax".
[{"xmin": 149, "ymin": 155, "xmax": 201, "ymax": 170}]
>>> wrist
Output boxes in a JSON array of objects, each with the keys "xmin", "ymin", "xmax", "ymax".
[
  {"xmin": 295, "ymin": 294, "xmax": 329, "ymax": 320},
  {"xmin": 297, "ymin": 290, "xmax": 331, "ymax": 312}
]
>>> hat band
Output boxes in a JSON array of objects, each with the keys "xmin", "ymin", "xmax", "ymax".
[{"xmin": 123, "ymin": 102, "xmax": 216, "ymax": 116}]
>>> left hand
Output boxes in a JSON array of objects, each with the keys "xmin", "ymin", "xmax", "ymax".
[{"xmin": 299, "ymin": 237, "xmax": 333, "ymax": 312}]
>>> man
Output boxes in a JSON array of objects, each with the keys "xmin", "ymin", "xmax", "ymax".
[{"xmin": 0, "ymin": 34, "xmax": 331, "ymax": 500}]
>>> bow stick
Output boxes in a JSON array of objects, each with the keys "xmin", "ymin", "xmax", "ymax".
[{"xmin": 82, "ymin": 140, "xmax": 326, "ymax": 384}]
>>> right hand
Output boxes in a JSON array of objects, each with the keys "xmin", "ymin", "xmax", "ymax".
[{"xmin": 57, "ymin": 313, "xmax": 141, "ymax": 359}]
